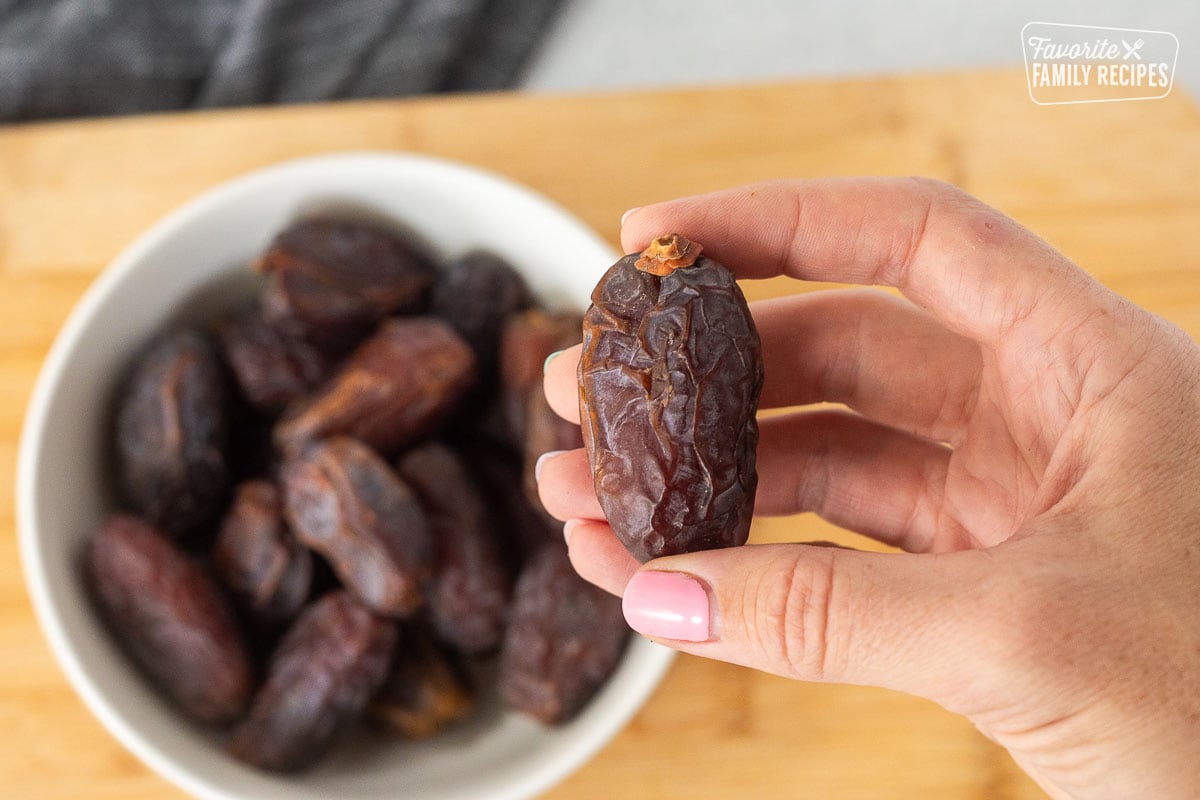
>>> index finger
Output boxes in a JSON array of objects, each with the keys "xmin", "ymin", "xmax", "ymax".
[{"xmin": 621, "ymin": 177, "xmax": 1105, "ymax": 346}]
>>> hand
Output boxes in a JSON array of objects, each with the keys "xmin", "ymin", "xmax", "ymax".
[{"xmin": 536, "ymin": 178, "xmax": 1200, "ymax": 800}]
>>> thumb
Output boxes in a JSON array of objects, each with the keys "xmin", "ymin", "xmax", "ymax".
[{"xmin": 622, "ymin": 543, "xmax": 991, "ymax": 704}]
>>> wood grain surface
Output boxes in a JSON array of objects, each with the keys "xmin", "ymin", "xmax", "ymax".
[{"xmin": 2, "ymin": 69, "xmax": 1198, "ymax": 799}]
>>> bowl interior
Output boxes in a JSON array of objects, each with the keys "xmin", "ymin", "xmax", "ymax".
[{"xmin": 18, "ymin": 153, "xmax": 673, "ymax": 800}]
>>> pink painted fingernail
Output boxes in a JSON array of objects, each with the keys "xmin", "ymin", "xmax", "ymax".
[
  {"xmin": 534, "ymin": 450, "xmax": 567, "ymax": 483},
  {"xmin": 622, "ymin": 571, "xmax": 711, "ymax": 642},
  {"xmin": 620, "ymin": 206, "xmax": 642, "ymax": 225}
]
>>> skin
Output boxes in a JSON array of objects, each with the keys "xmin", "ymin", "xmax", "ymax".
[{"xmin": 537, "ymin": 178, "xmax": 1200, "ymax": 800}]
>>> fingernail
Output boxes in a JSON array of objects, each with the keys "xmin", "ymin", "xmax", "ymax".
[
  {"xmin": 622, "ymin": 571, "xmax": 711, "ymax": 642},
  {"xmin": 563, "ymin": 518, "xmax": 582, "ymax": 545},
  {"xmin": 534, "ymin": 450, "xmax": 567, "ymax": 483},
  {"xmin": 543, "ymin": 349, "xmax": 563, "ymax": 375},
  {"xmin": 620, "ymin": 207, "xmax": 641, "ymax": 225}
]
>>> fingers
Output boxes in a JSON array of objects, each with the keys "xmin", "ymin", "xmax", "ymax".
[
  {"xmin": 563, "ymin": 518, "xmax": 638, "ymax": 596},
  {"xmin": 546, "ymin": 291, "xmax": 981, "ymax": 443},
  {"xmin": 536, "ymin": 410, "xmax": 971, "ymax": 554},
  {"xmin": 621, "ymin": 177, "xmax": 1106, "ymax": 349},
  {"xmin": 619, "ymin": 543, "xmax": 992, "ymax": 704}
]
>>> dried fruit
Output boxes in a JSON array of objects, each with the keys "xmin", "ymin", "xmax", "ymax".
[
  {"xmin": 230, "ymin": 591, "xmax": 396, "ymax": 772},
  {"xmin": 259, "ymin": 217, "xmax": 438, "ymax": 350},
  {"xmin": 88, "ymin": 515, "xmax": 251, "ymax": 723},
  {"xmin": 500, "ymin": 543, "xmax": 628, "ymax": 724},
  {"xmin": 579, "ymin": 234, "xmax": 763, "ymax": 562},
  {"xmin": 275, "ymin": 318, "xmax": 477, "ymax": 456},
  {"xmin": 431, "ymin": 250, "xmax": 531, "ymax": 375},
  {"xmin": 114, "ymin": 329, "xmax": 230, "ymax": 539},
  {"xmin": 396, "ymin": 443, "xmax": 508, "ymax": 653},
  {"xmin": 369, "ymin": 626, "xmax": 474, "ymax": 738},
  {"xmin": 216, "ymin": 309, "xmax": 334, "ymax": 411},
  {"xmin": 499, "ymin": 310, "xmax": 581, "ymax": 443},
  {"xmin": 281, "ymin": 437, "xmax": 433, "ymax": 616},
  {"xmin": 213, "ymin": 480, "xmax": 313, "ymax": 625}
]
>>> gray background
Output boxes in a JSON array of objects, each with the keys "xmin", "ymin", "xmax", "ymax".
[{"xmin": 521, "ymin": 0, "xmax": 1196, "ymax": 100}]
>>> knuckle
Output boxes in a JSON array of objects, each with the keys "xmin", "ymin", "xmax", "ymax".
[{"xmin": 750, "ymin": 548, "xmax": 842, "ymax": 681}]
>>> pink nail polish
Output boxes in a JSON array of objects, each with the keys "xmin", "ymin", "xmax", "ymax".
[{"xmin": 622, "ymin": 571, "xmax": 711, "ymax": 642}]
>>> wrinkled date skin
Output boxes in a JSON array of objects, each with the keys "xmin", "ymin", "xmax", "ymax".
[
  {"xmin": 88, "ymin": 515, "xmax": 251, "ymax": 723},
  {"xmin": 213, "ymin": 480, "xmax": 313, "ymax": 625},
  {"xmin": 230, "ymin": 590, "xmax": 396, "ymax": 772},
  {"xmin": 579, "ymin": 234, "xmax": 764, "ymax": 562},
  {"xmin": 114, "ymin": 329, "xmax": 230, "ymax": 539},
  {"xmin": 499, "ymin": 543, "xmax": 628, "ymax": 724},
  {"xmin": 432, "ymin": 250, "xmax": 531, "ymax": 376},
  {"xmin": 259, "ymin": 217, "xmax": 438, "ymax": 350},
  {"xmin": 275, "ymin": 318, "xmax": 477, "ymax": 456},
  {"xmin": 396, "ymin": 443, "xmax": 508, "ymax": 654},
  {"xmin": 369, "ymin": 626, "xmax": 475, "ymax": 739},
  {"xmin": 281, "ymin": 437, "xmax": 433, "ymax": 617},
  {"xmin": 216, "ymin": 309, "xmax": 334, "ymax": 412}
]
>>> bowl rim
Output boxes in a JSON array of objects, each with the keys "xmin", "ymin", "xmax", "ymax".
[{"xmin": 16, "ymin": 151, "xmax": 675, "ymax": 800}]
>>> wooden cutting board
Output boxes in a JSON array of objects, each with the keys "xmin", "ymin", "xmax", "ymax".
[{"xmin": 1, "ymin": 68, "xmax": 1197, "ymax": 799}]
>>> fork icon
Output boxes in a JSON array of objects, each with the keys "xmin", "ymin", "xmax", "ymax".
[{"xmin": 1122, "ymin": 38, "xmax": 1145, "ymax": 60}]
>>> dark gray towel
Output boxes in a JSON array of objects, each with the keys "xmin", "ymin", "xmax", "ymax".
[{"xmin": 0, "ymin": 0, "xmax": 563, "ymax": 123}]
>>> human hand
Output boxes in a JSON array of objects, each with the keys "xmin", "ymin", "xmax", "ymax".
[{"xmin": 536, "ymin": 178, "xmax": 1200, "ymax": 800}]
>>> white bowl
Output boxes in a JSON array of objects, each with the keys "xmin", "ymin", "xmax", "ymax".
[{"xmin": 17, "ymin": 153, "xmax": 674, "ymax": 800}]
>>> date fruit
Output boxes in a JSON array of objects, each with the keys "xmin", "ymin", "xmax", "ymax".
[
  {"xmin": 578, "ymin": 234, "xmax": 763, "ymax": 562},
  {"xmin": 213, "ymin": 480, "xmax": 313, "ymax": 625},
  {"xmin": 230, "ymin": 590, "xmax": 396, "ymax": 772},
  {"xmin": 499, "ymin": 543, "xmax": 627, "ymax": 724},
  {"xmin": 114, "ymin": 329, "xmax": 230, "ymax": 539},
  {"xmin": 275, "ymin": 317, "xmax": 477, "ymax": 455},
  {"xmin": 281, "ymin": 437, "xmax": 433, "ymax": 616},
  {"xmin": 499, "ymin": 310, "xmax": 581, "ymax": 444},
  {"xmin": 216, "ymin": 310, "xmax": 333, "ymax": 411},
  {"xmin": 259, "ymin": 217, "xmax": 438, "ymax": 350},
  {"xmin": 432, "ymin": 250, "xmax": 531, "ymax": 375},
  {"xmin": 88, "ymin": 515, "xmax": 251, "ymax": 723},
  {"xmin": 396, "ymin": 443, "xmax": 508, "ymax": 653},
  {"xmin": 369, "ymin": 626, "xmax": 475, "ymax": 738}
]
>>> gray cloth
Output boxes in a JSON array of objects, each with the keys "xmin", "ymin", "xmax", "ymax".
[{"xmin": 0, "ymin": 0, "xmax": 563, "ymax": 123}]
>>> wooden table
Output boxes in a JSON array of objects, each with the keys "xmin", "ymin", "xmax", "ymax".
[{"xmin": 2, "ymin": 69, "xmax": 1198, "ymax": 799}]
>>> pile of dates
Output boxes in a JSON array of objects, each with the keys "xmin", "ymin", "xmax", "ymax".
[{"xmin": 88, "ymin": 217, "xmax": 629, "ymax": 773}]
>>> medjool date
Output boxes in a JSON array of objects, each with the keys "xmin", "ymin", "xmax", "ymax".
[
  {"xmin": 578, "ymin": 234, "xmax": 763, "ymax": 562},
  {"xmin": 432, "ymin": 250, "xmax": 531, "ymax": 375},
  {"xmin": 88, "ymin": 515, "xmax": 251, "ymax": 723},
  {"xmin": 395, "ymin": 443, "xmax": 508, "ymax": 654},
  {"xmin": 275, "ymin": 318, "xmax": 476, "ymax": 456},
  {"xmin": 216, "ymin": 309, "xmax": 333, "ymax": 412},
  {"xmin": 114, "ymin": 329, "xmax": 229, "ymax": 539},
  {"xmin": 281, "ymin": 437, "xmax": 432, "ymax": 616},
  {"xmin": 259, "ymin": 217, "xmax": 438, "ymax": 350},
  {"xmin": 500, "ymin": 542, "xmax": 627, "ymax": 724},
  {"xmin": 369, "ymin": 626, "xmax": 474, "ymax": 738},
  {"xmin": 230, "ymin": 591, "xmax": 396, "ymax": 772},
  {"xmin": 213, "ymin": 480, "xmax": 313, "ymax": 625}
]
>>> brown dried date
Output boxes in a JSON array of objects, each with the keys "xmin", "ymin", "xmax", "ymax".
[
  {"xmin": 216, "ymin": 309, "xmax": 334, "ymax": 412},
  {"xmin": 281, "ymin": 437, "xmax": 433, "ymax": 616},
  {"xmin": 369, "ymin": 626, "xmax": 474, "ymax": 738},
  {"xmin": 88, "ymin": 515, "xmax": 251, "ymax": 723},
  {"xmin": 229, "ymin": 590, "xmax": 396, "ymax": 772},
  {"xmin": 213, "ymin": 480, "xmax": 313, "ymax": 625},
  {"xmin": 114, "ymin": 329, "xmax": 230, "ymax": 539},
  {"xmin": 395, "ymin": 443, "xmax": 508, "ymax": 653},
  {"xmin": 499, "ymin": 310, "xmax": 581, "ymax": 444},
  {"xmin": 499, "ymin": 542, "xmax": 628, "ymax": 724},
  {"xmin": 259, "ymin": 217, "xmax": 438, "ymax": 350},
  {"xmin": 431, "ymin": 250, "xmax": 531, "ymax": 375},
  {"xmin": 275, "ymin": 318, "xmax": 476, "ymax": 456},
  {"xmin": 578, "ymin": 235, "xmax": 763, "ymax": 562}
]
